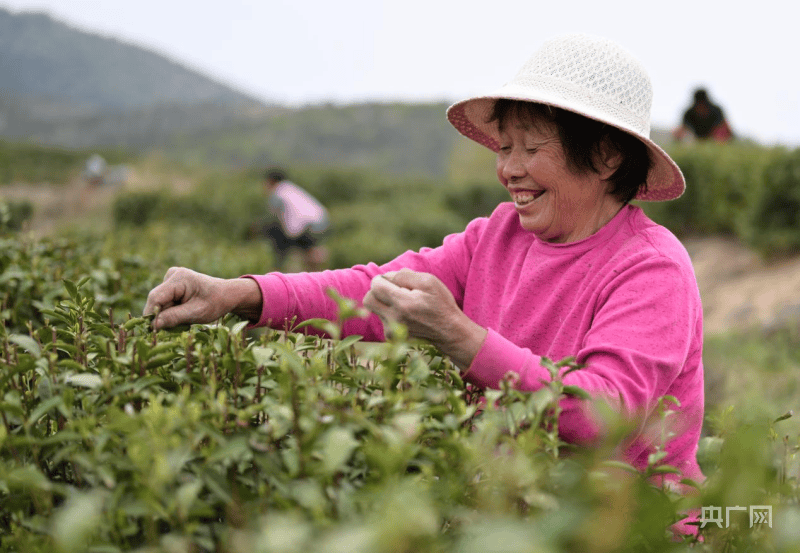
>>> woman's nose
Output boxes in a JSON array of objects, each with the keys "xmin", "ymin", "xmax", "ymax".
[{"xmin": 498, "ymin": 150, "xmax": 526, "ymax": 181}]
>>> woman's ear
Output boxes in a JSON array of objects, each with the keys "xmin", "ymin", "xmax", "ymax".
[{"xmin": 597, "ymin": 141, "xmax": 622, "ymax": 181}]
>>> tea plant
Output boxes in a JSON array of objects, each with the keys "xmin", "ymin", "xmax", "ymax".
[{"xmin": 1, "ymin": 236, "xmax": 799, "ymax": 552}]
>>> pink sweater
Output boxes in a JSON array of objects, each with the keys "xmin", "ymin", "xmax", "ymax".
[
  {"xmin": 269, "ymin": 181, "xmax": 328, "ymax": 238},
  {"xmin": 248, "ymin": 203, "xmax": 704, "ymax": 484}
]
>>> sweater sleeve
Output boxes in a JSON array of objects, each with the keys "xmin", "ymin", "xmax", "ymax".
[
  {"xmin": 243, "ymin": 217, "xmax": 486, "ymax": 340},
  {"xmin": 463, "ymin": 252, "xmax": 702, "ymax": 447}
]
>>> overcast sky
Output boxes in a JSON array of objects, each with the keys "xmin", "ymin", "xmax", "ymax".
[{"xmin": 3, "ymin": 0, "xmax": 799, "ymax": 146}]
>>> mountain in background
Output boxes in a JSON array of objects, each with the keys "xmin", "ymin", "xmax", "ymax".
[
  {"xmin": 0, "ymin": 7, "xmax": 264, "ymax": 111},
  {"xmin": 0, "ymin": 7, "xmax": 673, "ymax": 179},
  {"xmin": 0, "ymin": 7, "xmax": 277, "ymax": 149}
]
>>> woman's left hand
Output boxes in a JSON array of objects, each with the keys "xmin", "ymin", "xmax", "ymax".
[{"xmin": 363, "ymin": 268, "xmax": 487, "ymax": 370}]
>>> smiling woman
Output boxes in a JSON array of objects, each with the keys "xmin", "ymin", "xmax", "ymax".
[
  {"xmin": 490, "ymin": 99, "xmax": 646, "ymax": 243},
  {"xmin": 144, "ymin": 33, "xmax": 705, "ymax": 537}
]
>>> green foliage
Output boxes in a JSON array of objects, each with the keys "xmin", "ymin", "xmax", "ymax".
[
  {"xmin": 112, "ymin": 181, "xmax": 254, "ymax": 241},
  {"xmin": 1, "ymin": 237, "xmax": 799, "ymax": 552},
  {"xmin": 0, "ymin": 140, "xmax": 108, "ymax": 186},
  {"xmin": 0, "ymin": 199, "xmax": 33, "ymax": 231},
  {"xmin": 100, "ymin": 223, "xmax": 274, "ymax": 280},
  {"xmin": 444, "ymin": 181, "xmax": 509, "ymax": 221},
  {"xmin": 0, "ymin": 235, "xmax": 156, "ymax": 335},
  {"xmin": 745, "ymin": 148, "xmax": 800, "ymax": 256},
  {"xmin": 640, "ymin": 143, "xmax": 800, "ymax": 258},
  {"xmin": 112, "ymin": 191, "xmax": 165, "ymax": 227},
  {"xmin": 166, "ymin": 102, "xmax": 460, "ymax": 178}
]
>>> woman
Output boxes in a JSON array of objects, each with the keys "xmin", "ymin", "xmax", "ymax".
[
  {"xmin": 261, "ymin": 167, "xmax": 330, "ymax": 272},
  {"xmin": 145, "ymin": 34, "xmax": 704, "ymax": 495}
]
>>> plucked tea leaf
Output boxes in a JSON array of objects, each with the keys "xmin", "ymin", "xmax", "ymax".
[{"xmin": 561, "ymin": 385, "xmax": 591, "ymax": 400}]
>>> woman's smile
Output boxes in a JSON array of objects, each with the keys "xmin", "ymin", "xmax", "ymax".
[{"xmin": 510, "ymin": 188, "xmax": 546, "ymax": 207}]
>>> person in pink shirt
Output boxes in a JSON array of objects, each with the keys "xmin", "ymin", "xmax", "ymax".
[
  {"xmin": 262, "ymin": 168, "xmax": 330, "ymax": 272},
  {"xmin": 144, "ymin": 34, "xmax": 704, "ymax": 528}
]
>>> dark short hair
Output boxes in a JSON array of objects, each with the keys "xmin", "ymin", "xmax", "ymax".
[
  {"xmin": 693, "ymin": 88, "xmax": 709, "ymax": 103},
  {"xmin": 265, "ymin": 167, "xmax": 287, "ymax": 182},
  {"xmin": 488, "ymin": 99, "xmax": 651, "ymax": 204}
]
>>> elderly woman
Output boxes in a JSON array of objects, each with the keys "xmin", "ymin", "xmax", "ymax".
[{"xmin": 145, "ymin": 34, "xmax": 704, "ymax": 494}]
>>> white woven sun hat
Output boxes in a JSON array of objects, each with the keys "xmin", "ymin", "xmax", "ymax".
[{"xmin": 446, "ymin": 33, "xmax": 685, "ymax": 201}]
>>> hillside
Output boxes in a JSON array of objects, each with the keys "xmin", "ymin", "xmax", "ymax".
[
  {"xmin": 0, "ymin": 8, "xmax": 263, "ymax": 110},
  {"xmin": 0, "ymin": 7, "xmax": 270, "ymax": 148},
  {"xmin": 0, "ymin": 7, "xmax": 680, "ymax": 178}
]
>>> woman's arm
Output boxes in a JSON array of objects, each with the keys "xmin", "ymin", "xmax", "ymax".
[{"xmin": 246, "ymin": 217, "xmax": 487, "ymax": 340}]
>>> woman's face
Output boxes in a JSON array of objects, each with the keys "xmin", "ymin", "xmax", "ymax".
[{"xmin": 495, "ymin": 119, "xmax": 623, "ymax": 243}]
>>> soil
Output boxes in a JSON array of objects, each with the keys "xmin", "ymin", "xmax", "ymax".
[
  {"xmin": 685, "ymin": 236, "xmax": 800, "ymax": 336},
  {"xmin": 3, "ymin": 176, "xmax": 799, "ymax": 337}
]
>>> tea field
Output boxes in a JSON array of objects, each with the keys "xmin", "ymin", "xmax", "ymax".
[{"xmin": 3, "ymin": 143, "xmax": 800, "ymax": 552}]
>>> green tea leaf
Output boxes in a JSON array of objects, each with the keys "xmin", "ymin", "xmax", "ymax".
[
  {"xmin": 319, "ymin": 427, "xmax": 359, "ymax": 474},
  {"xmin": 65, "ymin": 373, "xmax": 103, "ymax": 389},
  {"xmin": 8, "ymin": 334, "xmax": 41, "ymax": 358},
  {"xmin": 63, "ymin": 279, "xmax": 79, "ymax": 301},
  {"xmin": 26, "ymin": 396, "xmax": 65, "ymax": 426}
]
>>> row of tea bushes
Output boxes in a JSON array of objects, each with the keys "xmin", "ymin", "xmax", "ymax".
[
  {"xmin": 0, "ymin": 233, "xmax": 799, "ymax": 551},
  {"xmin": 642, "ymin": 143, "xmax": 800, "ymax": 258},
  {"xmin": 0, "ymin": 140, "xmax": 130, "ymax": 186},
  {"xmin": 107, "ymin": 143, "xmax": 800, "ymax": 271}
]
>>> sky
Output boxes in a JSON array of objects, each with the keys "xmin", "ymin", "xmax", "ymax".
[{"xmin": 2, "ymin": 0, "xmax": 799, "ymax": 146}]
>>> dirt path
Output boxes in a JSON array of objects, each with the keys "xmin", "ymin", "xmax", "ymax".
[
  {"xmin": 685, "ymin": 237, "xmax": 800, "ymax": 335},
  {"xmin": 1, "ymin": 162, "xmax": 194, "ymax": 237},
  {"xmin": 1, "ymin": 178, "xmax": 117, "ymax": 236}
]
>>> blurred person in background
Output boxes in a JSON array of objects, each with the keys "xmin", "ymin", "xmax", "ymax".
[
  {"xmin": 261, "ymin": 167, "xmax": 330, "ymax": 272},
  {"xmin": 145, "ymin": 34, "xmax": 704, "ymax": 536},
  {"xmin": 83, "ymin": 154, "xmax": 107, "ymax": 187},
  {"xmin": 672, "ymin": 87, "xmax": 734, "ymax": 142}
]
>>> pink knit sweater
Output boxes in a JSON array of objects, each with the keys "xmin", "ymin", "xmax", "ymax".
[{"xmin": 247, "ymin": 203, "xmax": 705, "ymax": 484}]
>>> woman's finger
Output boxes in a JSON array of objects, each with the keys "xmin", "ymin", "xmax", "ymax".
[
  {"xmin": 384, "ymin": 269, "xmax": 437, "ymax": 293},
  {"xmin": 368, "ymin": 274, "xmax": 403, "ymax": 306}
]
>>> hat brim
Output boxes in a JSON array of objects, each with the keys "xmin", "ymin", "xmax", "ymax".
[{"xmin": 446, "ymin": 94, "xmax": 685, "ymax": 202}]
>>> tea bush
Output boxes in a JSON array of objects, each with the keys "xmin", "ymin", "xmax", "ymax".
[
  {"xmin": 640, "ymin": 143, "xmax": 800, "ymax": 258},
  {"xmin": 0, "ymin": 199, "xmax": 33, "ymax": 232},
  {"xmin": 744, "ymin": 148, "xmax": 800, "ymax": 256},
  {"xmin": 112, "ymin": 191, "xmax": 165, "ymax": 227},
  {"xmin": 7, "ymin": 144, "xmax": 800, "ymax": 551},
  {"xmin": 0, "ymin": 140, "xmax": 129, "ymax": 186},
  {"xmin": 1, "ymin": 235, "xmax": 799, "ymax": 553},
  {"xmin": 0, "ymin": 235, "xmax": 155, "ymax": 335}
]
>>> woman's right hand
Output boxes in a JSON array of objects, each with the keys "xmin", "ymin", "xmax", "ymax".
[{"xmin": 143, "ymin": 267, "xmax": 262, "ymax": 330}]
